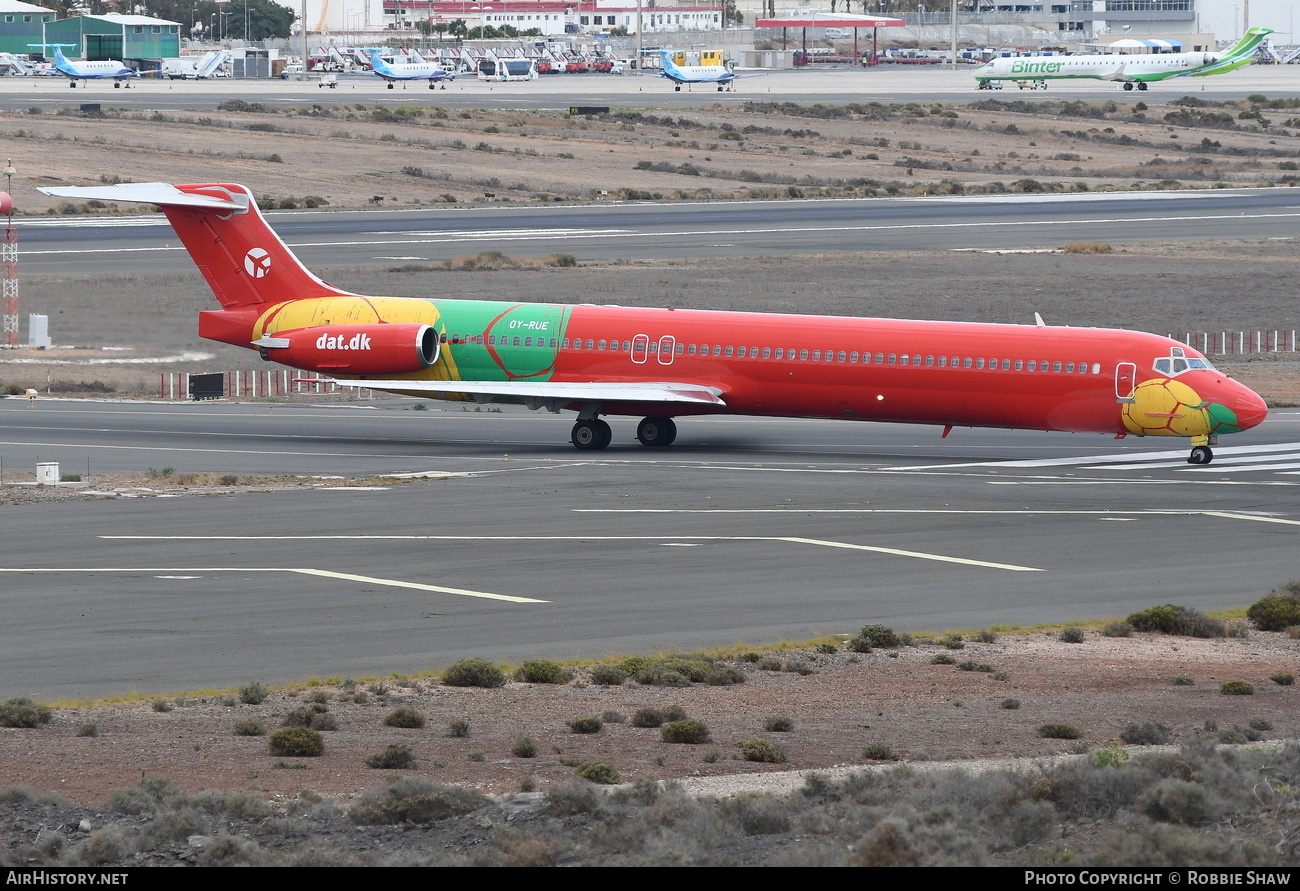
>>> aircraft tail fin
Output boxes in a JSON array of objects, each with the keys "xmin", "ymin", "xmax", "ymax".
[
  {"xmin": 1220, "ymin": 27, "xmax": 1273, "ymax": 60},
  {"xmin": 37, "ymin": 182, "xmax": 356, "ymax": 310}
]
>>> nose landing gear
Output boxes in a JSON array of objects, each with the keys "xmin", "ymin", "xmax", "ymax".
[{"xmin": 1187, "ymin": 435, "xmax": 1216, "ymax": 465}]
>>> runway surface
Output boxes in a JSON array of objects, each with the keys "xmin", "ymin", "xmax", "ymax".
[
  {"xmin": 3, "ymin": 397, "xmax": 1298, "ymax": 700},
  {"xmin": 20, "ymin": 189, "xmax": 1300, "ymax": 276}
]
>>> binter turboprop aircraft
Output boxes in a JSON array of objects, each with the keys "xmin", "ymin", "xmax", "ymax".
[
  {"xmin": 51, "ymin": 46, "xmax": 138, "ymax": 88},
  {"xmin": 658, "ymin": 49, "xmax": 743, "ymax": 91},
  {"xmin": 39, "ymin": 182, "xmax": 1268, "ymax": 463},
  {"xmin": 974, "ymin": 27, "xmax": 1271, "ymax": 91},
  {"xmin": 365, "ymin": 48, "xmax": 454, "ymax": 89}
]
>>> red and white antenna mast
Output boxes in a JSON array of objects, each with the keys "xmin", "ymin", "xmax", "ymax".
[{"xmin": 1, "ymin": 161, "xmax": 16, "ymax": 349}]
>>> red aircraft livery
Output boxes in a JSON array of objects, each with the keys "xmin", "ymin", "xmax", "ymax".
[{"xmin": 41, "ymin": 182, "xmax": 1268, "ymax": 463}]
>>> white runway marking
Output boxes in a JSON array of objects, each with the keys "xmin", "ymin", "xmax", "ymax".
[
  {"xmin": 99, "ymin": 534, "xmax": 1042, "ymax": 572},
  {"xmin": 0, "ymin": 567, "xmax": 543, "ymax": 603}
]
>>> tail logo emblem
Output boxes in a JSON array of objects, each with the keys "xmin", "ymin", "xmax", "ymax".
[{"xmin": 244, "ymin": 248, "xmax": 272, "ymax": 278}]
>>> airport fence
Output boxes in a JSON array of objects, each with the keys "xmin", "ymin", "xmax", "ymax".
[
  {"xmin": 160, "ymin": 370, "xmax": 361, "ymax": 400},
  {"xmin": 1169, "ymin": 331, "xmax": 1298, "ymax": 356}
]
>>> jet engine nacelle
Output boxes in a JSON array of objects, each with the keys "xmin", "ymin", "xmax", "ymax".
[{"xmin": 260, "ymin": 323, "xmax": 439, "ymax": 374}]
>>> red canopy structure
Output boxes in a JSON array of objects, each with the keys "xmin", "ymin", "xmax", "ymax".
[{"xmin": 755, "ymin": 13, "xmax": 907, "ymax": 65}]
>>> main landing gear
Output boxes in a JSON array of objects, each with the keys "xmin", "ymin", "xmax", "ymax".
[
  {"xmin": 569, "ymin": 415, "xmax": 678, "ymax": 450},
  {"xmin": 571, "ymin": 418, "xmax": 612, "ymax": 450},
  {"xmin": 1122, "ymin": 81, "xmax": 1149, "ymax": 91}
]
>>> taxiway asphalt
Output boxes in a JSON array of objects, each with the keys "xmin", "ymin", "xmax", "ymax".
[{"xmin": 3, "ymin": 397, "xmax": 1298, "ymax": 700}]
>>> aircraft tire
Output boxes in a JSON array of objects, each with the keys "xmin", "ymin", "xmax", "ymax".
[
  {"xmin": 114, "ymin": 81, "xmax": 120, "ymax": 88},
  {"xmin": 69, "ymin": 81, "xmax": 76, "ymax": 88},
  {"xmin": 572, "ymin": 419, "xmax": 612, "ymax": 450},
  {"xmin": 637, "ymin": 416, "xmax": 677, "ymax": 447},
  {"xmin": 1137, "ymin": 82, "xmax": 1148, "ymax": 91},
  {"xmin": 387, "ymin": 82, "xmax": 394, "ymax": 89},
  {"xmin": 1123, "ymin": 82, "xmax": 1134, "ymax": 91},
  {"xmin": 1188, "ymin": 446, "xmax": 1213, "ymax": 465}
]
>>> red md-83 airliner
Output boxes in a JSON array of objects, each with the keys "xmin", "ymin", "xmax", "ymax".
[{"xmin": 41, "ymin": 182, "xmax": 1268, "ymax": 464}]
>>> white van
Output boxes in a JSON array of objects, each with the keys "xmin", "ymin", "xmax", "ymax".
[{"xmin": 825, "ymin": 27, "xmax": 847, "ymax": 39}]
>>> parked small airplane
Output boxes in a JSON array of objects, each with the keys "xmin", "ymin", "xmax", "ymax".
[
  {"xmin": 37, "ymin": 181, "xmax": 1268, "ymax": 463},
  {"xmin": 51, "ymin": 46, "xmax": 137, "ymax": 88},
  {"xmin": 366, "ymin": 48, "xmax": 453, "ymax": 88},
  {"xmin": 658, "ymin": 49, "xmax": 739, "ymax": 91},
  {"xmin": 975, "ymin": 27, "xmax": 1272, "ymax": 91}
]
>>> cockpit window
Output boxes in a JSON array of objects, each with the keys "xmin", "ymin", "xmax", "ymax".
[{"xmin": 1153, "ymin": 346, "xmax": 1216, "ymax": 377}]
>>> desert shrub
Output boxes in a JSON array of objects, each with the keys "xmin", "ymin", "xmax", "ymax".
[
  {"xmin": 1249, "ymin": 716, "xmax": 1273, "ymax": 731},
  {"xmin": 1269, "ymin": 672, "xmax": 1294, "ymax": 686},
  {"xmin": 239, "ymin": 682, "xmax": 270, "ymax": 705},
  {"xmin": 930, "ymin": 654, "xmax": 956, "ymax": 665},
  {"xmin": 720, "ymin": 794, "xmax": 792, "ymax": 836},
  {"xmin": 1121, "ymin": 721, "xmax": 1171, "ymax": 746},
  {"xmin": 958, "ymin": 661, "xmax": 993, "ymax": 672},
  {"xmin": 282, "ymin": 705, "xmax": 325, "ymax": 727},
  {"xmin": 589, "ymin": 663, "xmax": 628, "ymax": 685},
  {"xmin": 366, "ymin": 745, "xmax": 416, "ymax": 770},
  {"xmin": 576, "ymin": 761, "xmax": 621, "ymax": 784},
  {"xmin": 1063, "ymin": 241, "xmax": 1112, "ymax": 254},
  {"xmin": 858, "ymin": 623, "xmax": 900, "ymax": 648},
  {"xmin": 756, "ymin": 656, "xmax": 784, "ymax": 671},
  {"xmin": 104, "ymin": 777, "xmax": 186, "ymax": 815},
  {"xmin": 848, "ymin": 634, "xmax": 872, "ymax": 653},
  {"xmin": 310, "ymin": 712, "xmax": 338, "ymax": 731},
  {"xmin": 763, "ymin": 715, "xmax": 794, "ymax": 733},
  {"xmin": 661, "ymin": 719, "xmax": 711, "ymax": 744},
  {"xmin": 1247, "ymin": 585, "xmax": 1300, "ymax": 631},
  {"xmin": 1219, "ymin": 681, "xmax": 1254, "ymax": 696},
  {"xmin": 1126, "ymin": 604, "xmax": 1225, "ymax": 637},
  {"xmin": 1138, "ymin": 779, "xmax": 1221, "ymax": 825},
  {"xmin": 447, "ymin": 718, "xmax": 470, "ymax": 738},
  {"xmin": 511, "ymin": 737, "xmax": 537, "ymax": 758},
  {"xmin": 1000, "ymin": 698, "xmax": 1021, "ymax": 710},
  {"xmin": 635, "ymin": 665, "xmax": 692, "ymax": 687},
  {"xmin": 631, "ymin": 707, "xmax": 665, "ymax": 728},
  {"xmin": 78, "ymin": 724, "xmax": 98, "ymax": 737},
  {"xmin": 1058, "ymin": 626, "xmax": 1085, "ymax": 643},
  {"xmin": 940, "ymin": 634, "xmax": 965, "ymax": 650},
  {"xmin": 0, "ymin": 697, "xmax": 52, "ymax": 728},
  {"xmin": 976, "ymin": 628, "xmax": 999, "ymax": 644},
  {"xmin": 1101, "ymin": 620, "xmax": 1134, "ymax": 638},
  {"xmin": 704, "ymin": 665, "xmax": 745, "ymax": 686},
  {"xmin": 739, "ymin": 737, "xmax": 787, "ymax": 763},
  {"xmin": 1171, "ymin": 676, "xmax": 1195, "ymax": 686},
  {"xmin": 233, "ymin": 720, "xmax": 266, "ymax": 737},
  {"xmin": 567, "ymin": 715, "xmax": 603, "ymax": 734},
  {"xmin": 546, "ymin": 779, "xmax": 603, "ymax": 816},
  {"xmin": 269, "ymin": 727, "xmax": 323, "ymax": 757},
  {"xmin": 517, "ymin": 660, "xmax": 570, "ymax": 684},
  {"xmin": 1037, "ymin": 723, "xmax": 1083, "ymax": 740},
  {"xmin": 861, "ymin": 743, "xmax": 899, "ymax": 761},
  {"xmin": 602, "ymin": 710, "xmax": 626, "ymax": 724},
  {"xmin": 662, "ymin": 705, "xmax": 688, "ymax": 722},
  {"xmin": 816, "ymin": 643, "xmax": 838, "ymax": 654},
  {"xmin": 442, "ymin": 658, "xmax": 506, "ymax": 688},
  {"xmin": 350, "ymin": 777, "xmax": 489, "ymax": 824},
  {"xmin": 384, "ymin": 708, "xmax": 425, "ymax": 729}
]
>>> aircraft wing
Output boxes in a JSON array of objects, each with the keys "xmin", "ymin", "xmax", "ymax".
[
  {"xmin": 332, "ymin": 378, "xmax": 727, "ymax": 408},
  {"xmin": 1098, "ymin": 63, "xmax": 1128, "ymax": 81}
]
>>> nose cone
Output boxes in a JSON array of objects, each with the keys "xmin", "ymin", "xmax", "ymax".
[{"xmin": 1233, "ymin": 387, "xmax": 1269, "ymax": 431}]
